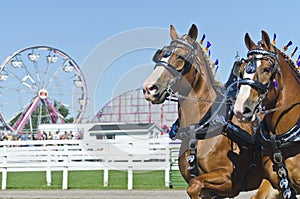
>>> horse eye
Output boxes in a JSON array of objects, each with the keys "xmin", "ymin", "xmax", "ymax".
[
  {"xmin": 263, "ymin": 68, "xmax": 272, "ymax": 74},
  {"xmin": 177, "ymin": 55, "xmax": 185, "ymax": 60}
]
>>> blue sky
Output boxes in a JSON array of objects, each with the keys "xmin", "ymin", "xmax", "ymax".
[{"xmin": 0, "ymin": 0, "xmax": 299, "ymax": 120}]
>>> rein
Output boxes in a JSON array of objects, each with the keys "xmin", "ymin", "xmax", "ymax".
[
  {"xmin": 258, "ymin": 102, "xmax": 300, "ymax": 115},
  {"xmin": 166, "ymin": 85, "xmax": 228, "ymax": 104}
]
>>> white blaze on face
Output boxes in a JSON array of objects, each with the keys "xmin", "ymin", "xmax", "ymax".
[
  {"xmin": 143, "ymin": 56, "xmax": 171, "ymax": 93},
  {"xmin": 234, "ymin": 55, "xmax": 262, "ymax": 115},
  {"xmin": 151, "ymin": 56, "xmax": 170, "ymax": 82}
]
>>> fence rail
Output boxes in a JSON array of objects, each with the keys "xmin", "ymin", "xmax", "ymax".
[{"xmin": 0, "ymin": 139, "xmax": 180, "ymax": 190}]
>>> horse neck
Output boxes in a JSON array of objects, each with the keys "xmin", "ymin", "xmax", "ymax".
[
  {"xmin": 266, "ymin": 53, "xmax": 300, "ymax": 134},
  {"xmin": 178, "ymin": 67, "xmax": 218, "ymax": 128}
]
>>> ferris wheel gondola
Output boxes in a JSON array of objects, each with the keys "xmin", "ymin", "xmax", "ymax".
[{"xmin": 0, "ymin": 46, "xmax": 88, "ymax": 132}]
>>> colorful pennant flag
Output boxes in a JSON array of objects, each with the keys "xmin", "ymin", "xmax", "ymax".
[
  {"xmin": 291, "ymin": 46, "xmax": 298, "ymax": 57},
  {"xmin": 283, "ymin": 41, "xmax": 293, "ymax": 51},
  {"xmin": 204, "ymin": 41, "xmax": 211, "ymax": 52},
  {"xmin": 296, "ymin": 55, "xmax": 300, "ymax": 66},
  {"xmin": 199, "ymin": 34, "xmax": 206, "ymax": 45},
  {"xmin": 272, "ymin": 33, "xmax": 277, "ymax": 45}
]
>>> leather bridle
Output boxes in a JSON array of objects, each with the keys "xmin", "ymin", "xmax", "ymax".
[
  {"xmin": 152, "ymin": 37, "xmax": 200, "ymax": 95},
  {"xmin": 234, "ymin": 47, "xmax": 279, "ymax": 112}
]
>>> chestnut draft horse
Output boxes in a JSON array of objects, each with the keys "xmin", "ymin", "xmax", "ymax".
[
  {"xmin": 143, "ymin": 24, "xmax": 264, "ymax": 198},
  {"xmin": 233, "ymin": 31, "xmax": 300, "ymax": 198}
]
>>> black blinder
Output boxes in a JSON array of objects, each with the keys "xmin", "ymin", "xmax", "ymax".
[
  {"xmin": 162, "ymin": 49, "xmax": 171, "ymax": 58},
  {"xmin": 152, "ymin": 49, "xmax": 162, "ymax": 63},
  {"xmin": 233, "ymin": 61, "xmax": 242, "ymax": 77},
  {"xmin": 245, "ymin": 60, "xmax": 257, "ymax": 74}
]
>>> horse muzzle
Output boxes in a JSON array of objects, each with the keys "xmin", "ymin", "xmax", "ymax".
[
  {"xmin": 233, "ymin": 101, "xmax": 258, "ymax": 123},
  {"xmin": 143, "ymin": 83, "xmax": 169, "ymax": 104}
]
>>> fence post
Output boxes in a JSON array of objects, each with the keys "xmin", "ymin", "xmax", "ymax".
[
  {"xmin": 102, "ymin": 142, "xmax": 109, "ymax": 187},
  {"xmin": 62, "ymin": 143, "xmax": 68, "ymax": 190},
  {"xmin": 103, "ymin": 167, "xmax": 108, "ymax": 187},
  {"xmin": 127, "ymin": 142, "xmax": 133, "ymax": 190},
  {"xmin": 128, "ymin": 167, "xmax": 133, "ymax": 190},
  {"xmin": 1, "ymin": 145, "xmax": 7, "ymax": 190},
  {"xmin": 165, "ymin": 142, "xmax": 170, "ymax": 187},
  {"xmin": 46, "ymin": 144, "xmax": 52, "ymax": 186}
]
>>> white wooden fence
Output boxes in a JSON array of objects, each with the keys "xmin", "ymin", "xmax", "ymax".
[{"xmin": 0, "ymin": 139, "xmax": 180, "ymax": 190}]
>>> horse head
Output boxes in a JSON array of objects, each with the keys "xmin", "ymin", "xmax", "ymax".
[
  {"xmin": 143, "ymin": 24, "xmax": 211, "ymax": 104},
  {"xmin": 233, "ymin": 30, "xmax": 281, "ymax": 122}
]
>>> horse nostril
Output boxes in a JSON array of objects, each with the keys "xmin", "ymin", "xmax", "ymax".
[
  {"xmin": 143, "ymin": 84, "xmax": 159, "ymax": 95},
  {"xmin": 243, "ymin": 107, "xmax": 252, "ymax": 115},
  {"xmin": 148, "ymin": 85, "xmax": 158, "ymax": 93}
]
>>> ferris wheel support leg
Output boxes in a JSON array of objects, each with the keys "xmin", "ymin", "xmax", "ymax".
[
  {"xmin": 14, "ymin": 97, "xmax": 41, "ymax": 132},
  {"xmin": 45, "ymin": 99, "xmax": 65, "ymax": 124},
  {"xmin": 0, "ymin": 113, "xmax": 14, "ymax": 131}
]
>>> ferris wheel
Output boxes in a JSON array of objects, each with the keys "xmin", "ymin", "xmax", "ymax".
[{"xmin": 0, "ymin": 46, "xmax": 88, "ymax": 132}]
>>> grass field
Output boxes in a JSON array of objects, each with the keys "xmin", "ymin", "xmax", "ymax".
[{"xmin": 2, "ymin": 170, "xmax": 187, "ymax": 190}]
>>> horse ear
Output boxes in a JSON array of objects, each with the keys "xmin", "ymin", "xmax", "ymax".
[
  {"xmin": 261, "ymin": 30, "xmax": 272, "ymax": 50},
  {"xmin": 188, "ymin": 24, "xmax": 198, "ymax": 41},
  {"xmin": 170, "ymin": 25, "xmax": 179, "ymax": 39},
  {"xmin": 244, "ymin": 33, "xmax": 256, "ymax": 50}
]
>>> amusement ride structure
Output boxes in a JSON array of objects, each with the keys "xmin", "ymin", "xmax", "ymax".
[
  {"xmin": 0, "ymin": 46, "xmax": 88, "ymax": 132},
  {"xmin": 92, "ymin": 88, "xmax": 177, "ymax": 131}
]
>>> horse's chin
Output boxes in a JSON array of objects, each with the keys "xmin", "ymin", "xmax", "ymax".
[
  {"xmin": 144, "ymin": 90, "xmax": 169, "ymax": 104},
  {"xmin": 235, "ymin": 112, "xmax": 257, "ymax": 123}
]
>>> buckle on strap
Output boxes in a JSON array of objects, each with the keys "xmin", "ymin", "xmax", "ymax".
[
  {"xmin": 273, "ymin": 152, "xmax": 283, "ymax": 164},
  {"xmin": 189, "ymin": 138, "xmax": 197, "ymax": 154}
]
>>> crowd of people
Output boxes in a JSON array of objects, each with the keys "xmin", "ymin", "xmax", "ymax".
[{"xmin": 1, "ymin": 130, "xmax": 82, "ymax": 141}]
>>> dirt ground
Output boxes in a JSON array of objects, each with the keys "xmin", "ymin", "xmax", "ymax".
[{"xmin": 0, "ymin": 189, "xmax": 258, "ymax": 199}]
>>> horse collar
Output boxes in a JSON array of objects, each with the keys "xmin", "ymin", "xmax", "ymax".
[{"xmin": 259, "ymin": 117, "xmax": 300, "ymax": 148}]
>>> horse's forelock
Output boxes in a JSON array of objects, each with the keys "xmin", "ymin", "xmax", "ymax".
[{"xmin": 181, "ymin": 34, "xmax": 195, "ymax": 43}]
